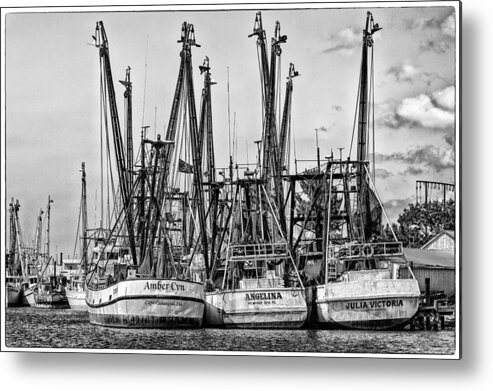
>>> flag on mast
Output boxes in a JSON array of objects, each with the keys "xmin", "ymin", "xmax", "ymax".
[{"xmin": 178, "ymin": 158, "xmax": 193, "ymax": 174}]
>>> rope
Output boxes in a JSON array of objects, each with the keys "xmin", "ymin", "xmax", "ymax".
[
  {"xmin": 349, "ymin": 66, "xmax": 363, "ymax": 158},
  {"xmin": 99, "ymin": 57, "xmax": 105, "ymax": 227},
  {"xmin": 227, "ymin": 66, "xmax": 232, "ymax": 157},
  {"xmin": 141, "ymin": 35, "xmax": 149, "ymax": 127},
  {"xmin": 371, "ymin": 44, "xmax": 376, "ymax": 185},
  {"xmin": 71, "ymin": 189, "xmax": 83, "ymax": 259}
]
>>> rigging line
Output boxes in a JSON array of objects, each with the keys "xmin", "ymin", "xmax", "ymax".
[
  {"xmin": 371, "ymin": 45, "xmax": 376, "ymax": 185},
  {"xmin": 366, "ymin": 45, "xmax": 374, "ymax": 164},
  {"xmin": 87, "ymin": 203, "xmax": 127, "ymax": 284},
  {"xmin": 285, "ymin": 82, "xmax": 292, "ymax": 174},
  {"xmin": 276, "ymin": 54, "xmax": 282, "ymax": 136},
  {"xmin": 170, "ymin": 98, "xmax": 182, "ymax": 191},
  {"xmin": 102, "ymin": 72, "xmax": 113, "ymax": 228},
  {"xmin": 103, "ymin": 90, "xmax": 117, "ymax": 229},
  {"xmin": 99, "ymin": 57, "xmax": 105, "ymax": 228},
  {"xmin": 256, "ymin": 45, "xmax": 266, "ymax": 122},
  {"xmin": 227, "ymin": 66, "xmax": 232, "ymax": 157},
  {"xmin": 173, "ymin": 96, "xmax": 187, "ymax": 191},
  {"xmin": 72, "ymin": 190, "xmax": 83, "ymax": 259},
  {"xmin": 141, "ymin": 35, "xmax": 149, "ymax": 127},
  {"xmin": 106, "ymin": 144, "xmax": 111, "ymax": 228},
  {"xmin": 246, "ymin": 140, "xmax": 249, "ymax": 165},
  {"xmin": 349, "ymin": 66, "xmax": 363, "ymax": 159},
  {"xmin": 292, "ymin": 102, "xmax": 297, "ymax": 171},
  {"xmin": 363, "ymin": 164, "xmax": 398, "ymax": 242},
  {"xmin": 154, "ymin": 106, "xmax": 157, "ymax": 140},
  {"xmin": 233, "ymin": 112, "xmax": 237, "ymax": 163}
]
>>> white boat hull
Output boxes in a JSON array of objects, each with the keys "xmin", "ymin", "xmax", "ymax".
[
  {"xmin": 34, "ymin": 291, "xmax": 69, "ymax": 308},
  {"xmin": 24, "ymin": 287, "xmax": 36, "ymax": 307},
  {"xmin": 22, "ymin": 287, "xmax": 69, "ymax": 308},
  {"xmin": 66, "ymin": 289, "xmax": 88, "ymax": 311},
  {"xmin": 7, "ymin": 285, "xmax": 21, "ymax": 307},
  {"xmin": 205, "ymin": 288, "xmax": 308, "ymax": 328},
  {"xmin": 315, "ymin": 278, "xmax": 421, "ymax": 330},
  {"xmin": 86, "ymin": 279, "xmax": 205, "ymax": 328}
]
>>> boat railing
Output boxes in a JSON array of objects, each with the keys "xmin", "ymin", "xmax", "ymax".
[
  {"xmin": 228, "ymin": 242, "xmax": 289, "ymax": 261},
  {"xmin": 327, "ymin": 241, "xmax": 403, "ymax": 260}
]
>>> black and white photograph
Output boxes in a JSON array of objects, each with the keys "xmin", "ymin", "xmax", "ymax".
[{"xmin": 0, "ymin": 0, "xmax": 474, "ymax": 382}]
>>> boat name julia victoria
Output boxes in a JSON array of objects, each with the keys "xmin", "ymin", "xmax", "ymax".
[{"xmin": 345, "ymin": 299, "xmax": 404, "ymax": 310}]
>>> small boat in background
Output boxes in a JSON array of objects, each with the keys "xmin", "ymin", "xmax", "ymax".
[
  {"xmin": 66, "ymin": 163, "xmax": 90, "ymax": 311},
  {"xmin": 6, "ymin": 198, "xmax": 36, "ymax": 307},
  {"xmin": 25, "ymin": 195, "xmax": 69, "ymax": 309}
]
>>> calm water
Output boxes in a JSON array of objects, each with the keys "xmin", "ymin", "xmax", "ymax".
[{"xmin": 5, "ymin": 307, "xmax": 456, "ymax": 355}]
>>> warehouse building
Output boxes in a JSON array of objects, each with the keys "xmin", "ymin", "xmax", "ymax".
[{"xmin": 400, "ymin": 230, "xmax": 456, "ymax": 298}]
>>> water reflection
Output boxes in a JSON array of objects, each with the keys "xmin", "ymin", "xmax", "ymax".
[{"xmin": 5, "ymin": 307, "xmax": 455, "ymax": 355}]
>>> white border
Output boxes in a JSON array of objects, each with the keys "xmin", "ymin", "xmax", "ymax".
[{"xmin": 1, "ymin": 0, "xmax": 461, "ymax": 360}]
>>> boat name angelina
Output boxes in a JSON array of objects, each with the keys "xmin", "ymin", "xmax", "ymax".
[
  {"xmin": 245, "ymin": 292, "xmax": 282, "ymax": 301},
  {"xmin": 345, "ymin": 299, "xmax": 404, "ymax": 310},
  {"xmin": 144, "ymin": 281, "xmax": 185, "ymax": 291}
]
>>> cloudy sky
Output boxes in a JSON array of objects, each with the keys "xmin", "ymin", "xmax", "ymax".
[{"xmin": 3, "ymin": 2, "xmax": 458, "ymax": 256}]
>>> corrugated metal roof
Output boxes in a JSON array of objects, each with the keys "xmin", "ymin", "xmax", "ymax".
[{"xmin": 403, "ymin": 247, "xmax": 455, "ymax": 268}]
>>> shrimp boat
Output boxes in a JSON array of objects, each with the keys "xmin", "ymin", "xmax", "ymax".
[
  {"xmin": 6, "ymin": 277, "xmax": 21, "ymax": 306},
  {"xmin": 24, "ymin": 195, "xmax": 69, "ymax": 308},
  {"xmin": 204, "ymin": 13, "xmax": 307, "ymax": 328},
  {"xmin": 66, "ymin": 275, "xmax": 87, "ymax": 310},
  {"xmin": 66, "ymin": 163, "xmax": 90, "ymax": 311},
  {"xmin": 6, "ymin": 199, "xmax": 40, "ymax": 306},
  {"xmin": 205, "ymin": 237, "xmax": 307, "ymax": 328},
  {"xmin": 311, "ymin": 12, "xmax": 420, "ymax": 330},
  {"xmin": 86, "ymin": 21, "xmax": 205, "ymax": 328},
  {"xmin": 6, "ymin": 199, "xmax": 25, "ymax": 307}
]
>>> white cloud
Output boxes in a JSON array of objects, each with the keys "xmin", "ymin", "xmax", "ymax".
[
  {"xmin": 386, "ymin": 63, "xmax": 441, "ymax": 85},
  {"xmin": 387, "ymin": 63, "xmax": 420, "ymax": 82},
  {"xmin": 419, "ymin": 39, "xmax": 450, "ymax": 54},
  {"xmin": 397, "ymin": 93, "xmax": 454, "ymax": 129},
  {"xmin": 375, "ymin": 144, "xmax": 455, "ymax": 172},
  {"xmin": 441, "ymin": 14, "xmax": 455, "ymax": 38},
  {"xmin": 432, "ymin": 85, "xmax": 455, "ymax": 111},
  {"xmin": 323, "ymin": 27, "xmax": 360, "ymax": 54}
]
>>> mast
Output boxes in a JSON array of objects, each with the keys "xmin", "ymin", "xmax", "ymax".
[
  {"xmin": 249, "ymin": 14, "xmax": 288, "ymax": 241},
  {"xmin": 355, "ymin": 12, "xmax": 382, "ymax": 241},
  {"xmin": 248, "ymin": 11, "xmax": 270, "ymax": 105},
  {"xmin": 34, "ymin": 208, "xmax": 44, "ymax": 261},
  {"xmin": 8, "ymin": 198, "xmax": 17, "ymax": 275},
  {"xmin": 279, "ymin": 63, "xmax": 299, "ymax": 176},
  {"xmin": 46, "ymin": 195, "xmax": 53, "ymax": 267},
  {"xmin": 199, "ymin": 57, "xmax": 219, "ymax": 278},
  {"xmin": 261, "ymin": 21, "xmax": 286, "ymax": 183},
  {"xmin": 120, "ymin": 66, "xmax": 134, "ymax": 201},
  {"xmin": 80, "ymin": 162, "xmax": 88, "ymax": 273},
  {"xmin": 94, "ymin": 21, "xmax": 137, "ymax": 264},
  {"xmin": 356, "ymin": 12, "xmax": 381, "ymax": 180}
]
